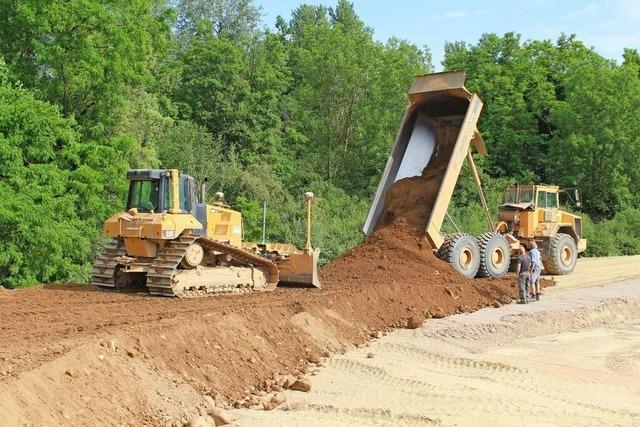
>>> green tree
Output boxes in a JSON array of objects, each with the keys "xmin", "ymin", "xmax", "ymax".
[
  {"xmin": 0, "ymin": 60, "xmax": 129, "ymax": 287},
  {"xmin": 176, "ymin": 0, "xmax": 262, "ymax": 45},
  {"xmin": 0, "ymin": 0, "xmax": 172, "ymax": 129},
  {"xmin": 283, "ymin": 0, "xmax": 431, "ymax": 195}
]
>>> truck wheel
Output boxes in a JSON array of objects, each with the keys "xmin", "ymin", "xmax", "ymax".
[
  {"xmin": 476, "ymin": 232, "xmax": 510, "ymax": 278},
  {"xmin": 437, "ymin": 233, "xmax": 480, "ymax": 278},
  {"xmin": 543, "ymin": 233, "xmax": 577, "ymax": 275}
]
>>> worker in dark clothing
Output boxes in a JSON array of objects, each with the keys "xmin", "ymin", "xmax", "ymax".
[{"xmin": 515, "ymin": 246, "xmax": 531, "ymax": 304}]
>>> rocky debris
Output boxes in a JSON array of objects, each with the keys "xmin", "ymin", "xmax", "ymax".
[
  {"xmin": 321, "ymin": 350, "xmax": 331, "ymax": 358},
  {"xmin": 187, "ymin": 415, "xmax": 216, "ymax": 427},
  {"xmin": 284, "ymin": 400, "xmax": 309, "ymax": 411},
  {"xmin": 282, "ymin": 375, "xmax": 296, "ymax": 389},
  {"xmin": 262, "ymin": 400, "xmax": 277, "ymax": 411},
  {"xmin": 307, "ymin": 353, "xmax": 321, "ymax": 364},
  {"xmin": 406, "ymin": 314, "xmax": 425, "ymax": 329},
  {"xmin": 290, "ymin": 379, "xmax": 311, "ymax": 392},
  {"xmin": 366, "ymin": 352, "xmax": 374, "ymax": 358},
  {"xmin": 207, "ymin": 408, "xmax": 239, "ymax": 426},
  {"xmin": 432, "ymin": 307, "xmax": 445, "ymax": 318},
  {"xmin": 262, "ymin": 392, "xmax": 286, "ymax": 411},
  {"xmin": 271, "ymin": 392, "xmax": 286, "ymax": 406},
  {"xmin": 273, "ymin": 374, "xmax": 286, "ymax": 387},
  {"xmin": 203, "ymin": 395, "xmax": 216, "ymax": 410},
  {"xmin": 445, "ymin": 288, "xmax": 459, "ymax": 299},
  {"xmin": 65, "ymin": 368, "xmax": 78, "ymax": 378},
  {"xmin": 499, "ymin": 295, "xmax": 513, "ymax": 305}
]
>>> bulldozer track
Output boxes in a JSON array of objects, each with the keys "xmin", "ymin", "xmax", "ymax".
[
  {"xmin": 146, "ymin": 233, "xmax": 280, "ymax": 297},
  {"xmin": 91, "ymin": 238, "xmax": 127, "ymax": 289}
]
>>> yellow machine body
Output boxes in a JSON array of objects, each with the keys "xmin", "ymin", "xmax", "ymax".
[
  {"xmin": 94, "ymin": 169, "xmax": 320, "ymax": 296},
  {"xmin": 496, "ymin": 184, "xmax": 587, "ymax": 253},
  {"xmin": 364, "ymin": 70, "xmax": 586, "ymax": 278}
]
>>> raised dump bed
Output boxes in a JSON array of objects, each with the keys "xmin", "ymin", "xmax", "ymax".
[{"xmin": 363, "ymin": 70, "xmax": 485, "ymax": 250}]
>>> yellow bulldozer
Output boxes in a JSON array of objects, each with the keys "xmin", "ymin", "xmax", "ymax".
[
  {"xmin": 92, "ymin": 169, "xmax": 320, "ymax": 297},
  {"xmin": 364, "ymin": 70, "xmax": 586, "ymax": 278}
]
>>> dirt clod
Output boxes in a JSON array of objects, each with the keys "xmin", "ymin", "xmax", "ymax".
[
  {"xmin": 187, "ymin": 415, "xmax": 215, "ymax": 427},
  {"xmin": 499, "ymin": 295, "xmax": 513, "ymax": 305},
  {"xmin": 307, "ymin": 353, "xmax": 321, "ymax": 364},
  {"xmin": 290, "ymin": 379, "xmax": 311, "ymax": 392},
  {"xmin": 208, "ymin": 408, "xmax": 238, "ymax": 426},
  {"xmin": 406, "ymin": 315, "xmax": 424, "ymax": 329}
]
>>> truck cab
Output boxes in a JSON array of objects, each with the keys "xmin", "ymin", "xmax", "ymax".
[{"xmin": 497, "ymin": 184, "xmax": 587, "ymax": 274}]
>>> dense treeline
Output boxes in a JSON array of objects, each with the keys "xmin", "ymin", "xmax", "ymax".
[{"xmin": 0, "ymin": 0, "xmax": 638, "ymax": 287}]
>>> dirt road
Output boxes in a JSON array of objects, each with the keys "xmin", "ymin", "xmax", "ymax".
[
  {"xmin": 0, "ymin": 255, "xmax": 637, "ymax": 426},
  {"xmin": 0, "ymin": 248, "xmax": 515, "ymax": 426},
  {"xmin": 236, "ymin": 258, "xmax": 640, "ymax": 426}
]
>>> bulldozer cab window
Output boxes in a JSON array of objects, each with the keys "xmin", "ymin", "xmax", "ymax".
[
  {"xmin": 537, "ymin": 191, "xmax": 546, "ymax": 208},
  {"xmin": 128, "ymin": 180, "xmax": 160, "ymax": 212},
  {"xmin": 179, "ymin": 175, "xmax": 195, "ymax": 213},
  {"xmin": 505, "ymin": 189, "xmax": 517, "ymax": 204},
  {"xmin": 519, "ymin": 189, "xmax": 534, "ymax": 204},
  {"xmin": 546, "ymin": 191, "xmax": 558, "ymax": 208}
]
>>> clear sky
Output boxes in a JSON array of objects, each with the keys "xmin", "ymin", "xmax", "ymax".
[{"xmin": 254, "ymin": 0, "xmax": 640, "ymax": 69}]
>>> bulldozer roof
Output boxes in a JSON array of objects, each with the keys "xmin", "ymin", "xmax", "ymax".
[{"xmin": 126, "ymin": 169, "xmax": 194, "ymax": 181}]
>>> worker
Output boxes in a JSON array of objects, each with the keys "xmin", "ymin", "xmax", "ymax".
[
  {"xmin": 515, "ymin": 246, "xmax": 531, "ymax": 304},
  {"xmin": 529, "ymin": 241, "xmax": 543, "ymax": 301}
]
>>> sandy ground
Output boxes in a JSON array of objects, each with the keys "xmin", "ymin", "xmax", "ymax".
[{"xmin": 236, "ymin": 258, "xmax": 640, "ymax": 426}]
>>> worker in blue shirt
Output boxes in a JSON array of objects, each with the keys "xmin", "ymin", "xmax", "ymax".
[{"xmin": 529, "ymin": 241, "xmax": 543, "ymax": 301}]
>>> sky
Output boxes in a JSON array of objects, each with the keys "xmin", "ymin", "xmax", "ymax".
[{"xmin": 254, "ymin": 0, "xmax": 640, "ymax": 69}]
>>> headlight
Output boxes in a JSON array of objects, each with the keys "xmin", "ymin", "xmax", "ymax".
[{"xmin": 163, "ymin": 229, "xmax": 175, "ymax": 238}]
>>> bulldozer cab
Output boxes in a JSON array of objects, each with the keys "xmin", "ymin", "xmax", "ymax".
[{"xmin": 126, "ymin": 169, "xmax": 200, "ymax": 215}]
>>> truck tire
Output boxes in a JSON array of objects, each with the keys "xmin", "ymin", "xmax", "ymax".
[
  {"xmin": 476, "ymin": 232, "xmax": 510, "ymax": 278},
  {"xmin": 437, "ymin": 233, "xmax": 480, "ymax": 278},
  {"xmin": 542, "ymin": 233, "xmax": 577, "ymax": 275}
]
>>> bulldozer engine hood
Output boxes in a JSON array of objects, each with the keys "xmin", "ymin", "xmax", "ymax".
[{"xmin": 103, "ymin": 211, "xmax": 202, "ymax": 240}]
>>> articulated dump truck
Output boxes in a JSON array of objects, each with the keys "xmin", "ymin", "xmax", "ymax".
[
  {"xmin": 364, "ymin": 70, "xmax": 586, "ymax": 278},
  {"xmin": 92, "ymin": 169, "xmax": 320, "ymax": 297}
]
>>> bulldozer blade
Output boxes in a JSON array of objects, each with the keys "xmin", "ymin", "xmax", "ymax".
[{"xmin": 276, "ymin": 248, "xmax": 321, "ymax": 289}]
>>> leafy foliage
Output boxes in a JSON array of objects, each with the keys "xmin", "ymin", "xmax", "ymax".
[
  {"xmin": 0, "ymin": 61, "xmax": 129, "ymax": 287},
  {"xmin": 1, "ymin": 1, "xmax": 639, "ymax": 287}
]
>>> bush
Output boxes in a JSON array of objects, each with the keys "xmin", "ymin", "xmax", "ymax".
[{"xmin": 583, "ymin": 208, "xmax": 640, "ymax": 257}]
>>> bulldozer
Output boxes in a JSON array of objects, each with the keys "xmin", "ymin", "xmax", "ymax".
[
  {"xmin": 364, "ymin": 70, "xmax": 586, "ymax": 279},
  {"xmin": 92, "ymin": 169, "xmax": 320, "ymax": 297}
]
